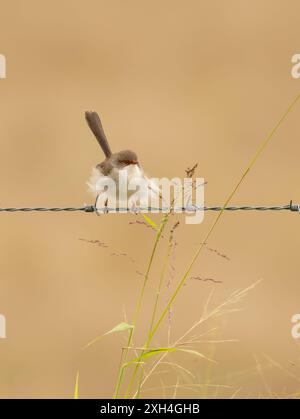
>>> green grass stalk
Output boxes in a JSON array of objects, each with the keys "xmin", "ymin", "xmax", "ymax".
[
  {"xmin": 113, "ymin": 214, "xmax": 169, "ymax": 398},
  {"xmin": 134, "ymin": 92, "xmax": 300, "ymax": 395}
]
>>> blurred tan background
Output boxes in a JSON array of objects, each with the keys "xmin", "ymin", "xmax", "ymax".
[{"xmin": 0, "ymin": 0, "xmax": 300, "ymax": 398}]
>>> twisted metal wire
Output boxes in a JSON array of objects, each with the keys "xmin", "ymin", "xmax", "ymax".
[{"xmin": 0, "ymin": 202, "xmax": 299, "ymax": 213}]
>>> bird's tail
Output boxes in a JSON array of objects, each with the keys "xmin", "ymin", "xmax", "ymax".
[{"xmin": 85, "ymin": 111, "xmax": 112, "ymax": 158}]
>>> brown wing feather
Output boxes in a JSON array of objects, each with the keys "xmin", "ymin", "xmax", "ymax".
[{"xmin": 96, "ymin": 160, "xmax": 113, "ymax": 176}]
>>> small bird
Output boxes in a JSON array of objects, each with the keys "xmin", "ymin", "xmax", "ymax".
[{"xmin": 85, "ymin": 111, "xmax": 158, "ymax": 212}]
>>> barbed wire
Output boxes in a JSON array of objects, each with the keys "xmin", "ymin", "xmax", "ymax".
[{"xmin": 0, "ymin": 201, "xmax": 299, "ymax": 213}]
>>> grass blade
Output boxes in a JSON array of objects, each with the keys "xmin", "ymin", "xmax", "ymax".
[
  {"xmin": 142, "ymin": 214, "xmax": 158, "ymax": 230},
  {"xmin": 74, "ymin": 370, "xmax": 79, "ymax": 399},
  {"xmin": 83, "ymin": 322, "xmax": 134, "ymax": 349}
]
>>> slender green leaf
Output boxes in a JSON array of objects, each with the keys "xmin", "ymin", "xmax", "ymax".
[
  {"xmin": 124, "ymin": 346, "xmax": 214, "ymax": 371},
  {"xmin": 74, "ymin": 370, "xmax": 79, "ymax": 399},
  {"xmin": 84, "ymin": 322, "xmax": 134, "ymax": 349},
  {"xmin": 178, "ymin": 348, "xmax": 216, "ymax": 363},
  {"xmin": 125, "ymin": 347, "xmax": 177, "ymax": 367},
  {"xmin": 142, "ymin": 214, "xmax": 158, "ymax": 230}
]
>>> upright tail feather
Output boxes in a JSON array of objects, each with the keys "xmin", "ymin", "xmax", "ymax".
[{"xmin": 85, "ymin": 111, "xmax": 112, "ymax": 158}]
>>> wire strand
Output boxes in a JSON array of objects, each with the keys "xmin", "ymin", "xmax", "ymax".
[{"xmin": 0, "ymin": 202, "xmax": 298, "ymax": 213}]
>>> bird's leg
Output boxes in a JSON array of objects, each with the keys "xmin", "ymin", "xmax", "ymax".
[
  {"xmin": 104, "ymin": 198, "xmax": 109, "ymax": 214},
  {"xmin": 94, "ymin": 195, "xmax": 101, "ymax": 216},
  {"xmin": 94, "ymin": 195, "xmax": 109, "ymax": 216},
  {"xmin": 129, "ymin": 199, "xmax": 139, "ymax": 215}
]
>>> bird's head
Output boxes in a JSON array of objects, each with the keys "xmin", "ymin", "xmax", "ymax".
[{"xmin": 114, "ymin": 150, "xmax": 139, "ymax": 168}]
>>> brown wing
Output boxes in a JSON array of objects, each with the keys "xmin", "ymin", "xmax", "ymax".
[{"xmin": 96, "ymin": 159, "xmax": 113, "ymax": 176}]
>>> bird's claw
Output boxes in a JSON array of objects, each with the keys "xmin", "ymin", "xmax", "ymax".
[{"xmin": 129, "ymin": 202, "xmax": 139, "ymax": 215}]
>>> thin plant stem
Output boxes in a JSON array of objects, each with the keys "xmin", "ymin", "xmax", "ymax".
[
  {"xmin": 133, "ymin": 281, "xmax": 260, "ymax": 397},
  {"xmin": 132, "ymin": 92, "xmax": 300, "ymax": 397},
  {"xmin": 147, "ymin": 92, "xmax": 300, "ymax": 345},
  {"xmin": 113, "ymin": 214, "xmax": 169, "ymax": 398},
  {"xmin": 120, "ymin": 92, "xmax": 300, "ymax": 398},
  {"xmin": 124, "ymin": 220, "xmax": 174, "ymax": 397}
]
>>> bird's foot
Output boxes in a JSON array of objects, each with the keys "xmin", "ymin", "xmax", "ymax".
[{"xmin": 129, "ymin": 201, "xmax": 139, "ymax": 215}]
